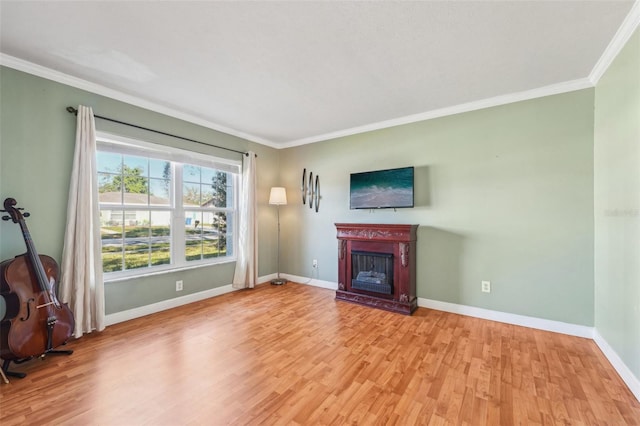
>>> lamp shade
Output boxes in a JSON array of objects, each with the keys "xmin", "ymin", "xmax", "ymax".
[{"xmin": 269, "ymin": 187, "xmax": 287, "ymax": 205}]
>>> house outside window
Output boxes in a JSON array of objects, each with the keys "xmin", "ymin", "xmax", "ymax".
[{"xmin": 96, "ymin": 133, "xmax": 240, "ymax": 279}]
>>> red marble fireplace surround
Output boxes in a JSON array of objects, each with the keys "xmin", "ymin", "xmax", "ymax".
[{"xmin": 335, "ymin": 223, "xmax": 418, "ymax": 315}]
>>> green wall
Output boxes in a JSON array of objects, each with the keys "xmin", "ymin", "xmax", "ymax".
[
  {"xmin": 1, "ymin": 37, "xmax": 635, "ymax": 339},
  {"xmin": 594, "ymin": 28, "xmax": 640, "ymax": 381},
  {"xmin": 280, "ymin": 89, "xmax": 596, "ymax": 326},
  {"xmin": 3, "ymin": 31, "xmax": 638, "ymax": 394},
  {"xmin": 0, "ymin": 67, "xmax": 280, "ymax": 316}
]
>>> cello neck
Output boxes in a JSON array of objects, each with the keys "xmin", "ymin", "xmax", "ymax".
[
  {"xmin": 2, "ymin": 197, "xmax": 60, "ymax": 307},
  {"xmin": 17, "ymin": 215, "xmax": 61, "ymax": 308}
]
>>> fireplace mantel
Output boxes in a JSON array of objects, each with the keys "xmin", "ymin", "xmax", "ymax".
[{"xmin": 335, "ymin": 223, "xmax": 418, "ymax": 315}]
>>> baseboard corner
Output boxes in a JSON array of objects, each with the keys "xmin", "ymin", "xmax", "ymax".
[{"xmin": 593, "ymin": 329, "xmax": 640, "ymax": 403}]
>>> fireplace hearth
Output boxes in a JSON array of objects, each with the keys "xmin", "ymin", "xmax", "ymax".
[{"xmin": 335, "ymin": 223, "xmax": 418, "ymax": 315}]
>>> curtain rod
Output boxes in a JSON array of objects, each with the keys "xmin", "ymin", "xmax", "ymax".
[{"xmin": 66, "ymin": 106, "xmax": 252, "ymax": 157}]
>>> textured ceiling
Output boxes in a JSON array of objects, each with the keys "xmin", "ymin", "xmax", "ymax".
[{"xmin": 0, "ymin": 1, "xmax": 636, "ymax": 147}]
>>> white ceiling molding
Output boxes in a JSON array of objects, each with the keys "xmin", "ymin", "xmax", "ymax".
[
  {"xmin": 1, "ymin": 1, "xmax": 634, "ymax": 147},
  {"xmin": 0, "ymin": 53, "xmax": 277, "ymax": 148},
  {"xmin": 589, "ymin": 0, "xmax": 640, "ymax": 85},
  {"xmin": 1, "ymin": 52, "xmax": 596, "ymax": 150},
  {"xmin": 280, "ymin": 78, "xmax": 595, "ymax": 148},
  {"xmin": 2, "ymin": 0, "xmax": 636, "ymax": 151}
]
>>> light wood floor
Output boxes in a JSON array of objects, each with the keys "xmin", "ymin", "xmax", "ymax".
[{"xmin": 1, "ymin": 283, "xmax": 639, "ymax": 425}]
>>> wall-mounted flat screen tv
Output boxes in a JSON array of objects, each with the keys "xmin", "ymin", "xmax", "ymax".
[{"xmin": 350, "ymin": 166, "xmax": 414, "ymax": 209}]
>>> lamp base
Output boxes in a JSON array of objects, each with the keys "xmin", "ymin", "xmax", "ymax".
[{"xmin": 270, "ymin": 278, "xmax": 286, "ymax": 285}]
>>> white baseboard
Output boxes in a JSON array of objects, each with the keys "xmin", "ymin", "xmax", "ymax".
[
  {"xmin": 417, "ymin": 297, "xmax": 594, "ymax": 338},
  {"xmin": 105, "ymin": 284, "xmax": 236, "ymax": 326},
  {"xmin": 105, "ymin": 274, "xmax": 273, "ymax": 326},
  {"xmin": 593, "ymin": 329, "xmax": 640, "ymax": 402},
  {"xmin": 281, "ymin": 273, "xmax": 339, "ymax": 290},
  {"xmin": 260, "ymin": 273, "xmax": 277, "ymax": 283}
]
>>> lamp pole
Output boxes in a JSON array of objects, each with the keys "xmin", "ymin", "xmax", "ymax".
[
  {"xmin": 272, "ymin": 204, "xmax": 285, "ymax": 285},
  {"xmin": 269, "ymin": 187, "xmax": 287, "ymax": 285}
]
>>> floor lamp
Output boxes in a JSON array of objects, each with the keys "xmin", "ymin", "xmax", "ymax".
[{"xmin": 269, "ymin": 187, "xmax": 287, "ymax": 285}]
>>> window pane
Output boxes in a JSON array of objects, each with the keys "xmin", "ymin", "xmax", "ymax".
[
  {"xmin": 149, "ymin": 178, "xmax": 170, "ymax": 205},
  {"xmin": 183, "ymin": 164, "xmax": 200, "ymax": 183},
  {"xmin": 202, "ymin": 211, "xmax": 217, "ymax": 259},
  {"xmin": 149, "ymin": 159, "xmax": 170, "ymax": 179},
  {"xmin": 123, "ymin": 211, "xmax": 149, "ymax": 235},
  {"xmin": 125, "ymin": 242, "xmax": 150, "ymax": 270},
  {"xmin": 115, "ymin": 155, "xmax": 149, "ymax": 204},
  {"xmin": 150, "ymin": 212, "xmax": 171, "ymax": 237},
  {"xmin": 124, "ymin": 183, "xmax": 149, "ymax": 206},
  {"xmin": 185, "ymin": 211, "xmax": 203, "ymax": 261},
  {"xmin": 201, "ymin": 184, "xmax": 214, "ymax": 206},
  {"xmin": 203, "ymin": 239, "xmax": 218, "ymax": 259},
  {"xmin": 200, "ymin": 166, "xmax": 217, "ymax": 184},
  {"xmin": 98, "ymin": 173, "xmax": 122, "ymax": 203},
  {"xmin": 214, "ymin": 212, "xmax": 227, "ymax": 256},
  {"xmin": 150, "ymin": 211, "xmax": 171, "ymax": 266},
  {"xmin": 124, "ymin": 211, "xmax": 150, "ymax": 270},
  {"xmin": 183, "ymin": 182, "xmax": 200, "ymax": 206},
  {"xmin": 225, "ymin": 213, "xmax": 234, "ymax": 257},
  {"xmin": 123, "ymin": 155, "xmax": 148, "ymax": 176},
  {"xmin": 97, "ymin": 152, "xmax": 121, "ymax": 174},
  {"xmin": 186, "ymin": 240, "xmax": 202, "ymax": 261},
  {"xmin": 101, "ymin": 210, "xmax": 124, "ymax": 273},
  {"xmin": 210, "ymin": 171, "xmax": 229, "ymax": 208},
  {"xmin": 225, "ymin": 176, "xmax": 234, "ymax": 209}
]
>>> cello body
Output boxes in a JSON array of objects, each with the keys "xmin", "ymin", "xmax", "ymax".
[
  {"xmin": 0, "ymin": 254, "xmax": 75, "ymax": 360},
  {"xmin": 0, "ymin": 198, "xmax": 75, "ymax": 363}
]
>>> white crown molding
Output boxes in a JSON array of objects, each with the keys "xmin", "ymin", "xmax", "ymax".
[
  {"xmin": 280, "ymin": 78, "xmax": 594, "ymax": 148},
  {"xmin": 7, "ymin": 36, "xmax": 633, "ymax": 150},
  {"xmin": 589, "ymin": 0, "xmax": 640, "ymax": 85},
  {"xmin": 593, "ymin": 329, "xmax": 640, "ymax": 402},
  {"xmin": 1, "ymin": 53, "xmax": 594, "ymax": 150},
  {"xmin": 0, "ymin": 53, "xmax": 277, "ymax": 148}
]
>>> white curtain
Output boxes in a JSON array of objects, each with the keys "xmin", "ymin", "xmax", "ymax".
[
  {"xmin": 232, "ymin": 151, "xmax": 258, "ymax": 289},
  {"xmin": 59, "ymin": 105, "xmax": 105, "ymax": 338}
]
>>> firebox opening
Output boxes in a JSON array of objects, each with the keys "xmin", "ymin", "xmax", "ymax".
[{"xmin": 351, "ymin": 251, "xmax": 394, "ymax": 295}]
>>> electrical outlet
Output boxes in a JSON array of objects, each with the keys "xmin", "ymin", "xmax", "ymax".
[
  {"xmin": 176, "ymin": 280, "xmax": 183, "ymax": 291},
  {"xmin": 481, "ymin": 280, "xmax": 491, "ymax": 293},
  {"xmin": 312, "ymin": 259, "xmax": 318, "ymax": 268}
]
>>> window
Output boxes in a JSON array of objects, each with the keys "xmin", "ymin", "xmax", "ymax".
[
  {"xmin": 96, "ymin": 134, "xmax": 239, "ymax": 279},
  {"xmin": 182, "ymin": 164, "xmax": 234, "ymax": 262}
]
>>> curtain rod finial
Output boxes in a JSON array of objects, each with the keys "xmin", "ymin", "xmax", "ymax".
[{"xmin": 66, "ymin": 106, "xmax": 78, "ymax": 115}]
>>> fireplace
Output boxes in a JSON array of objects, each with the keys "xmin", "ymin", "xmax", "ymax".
[
  {"xmin": 335, "ymin": 223, "xmax": 418, "ymax": 315},
  {"xmin": 351, "ymin": 251, "xmax": 393, "ymax": 294}
]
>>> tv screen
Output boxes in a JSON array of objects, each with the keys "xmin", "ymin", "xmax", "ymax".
[{"xmin": 350, "ymin": 166, "xmax": 414, "ymax": 209}]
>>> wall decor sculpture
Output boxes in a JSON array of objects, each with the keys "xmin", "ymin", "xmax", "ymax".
[
  {"xmin": 314, "ymin": 174, "xmax": 320, "ymax": 212},
  {"xmin": 301, "ymin": 168, "xmax": 307, "ymax": 204},
  {"xmin": 308, "ymin": 172, "xmax": 314, "ymax": 209},
  {"xmin": 301, "ymin": 169, "xmax": 320, "ymax": 212}
]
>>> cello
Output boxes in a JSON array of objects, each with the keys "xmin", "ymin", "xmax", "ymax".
[{"xmin": 0, "ymin": 198, "xmax": 75, "ymax": 378}]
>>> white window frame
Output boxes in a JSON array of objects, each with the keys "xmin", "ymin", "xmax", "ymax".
[{"xmin": 96, "ymin": 132, "xmax": 240, "ymax": 282}]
